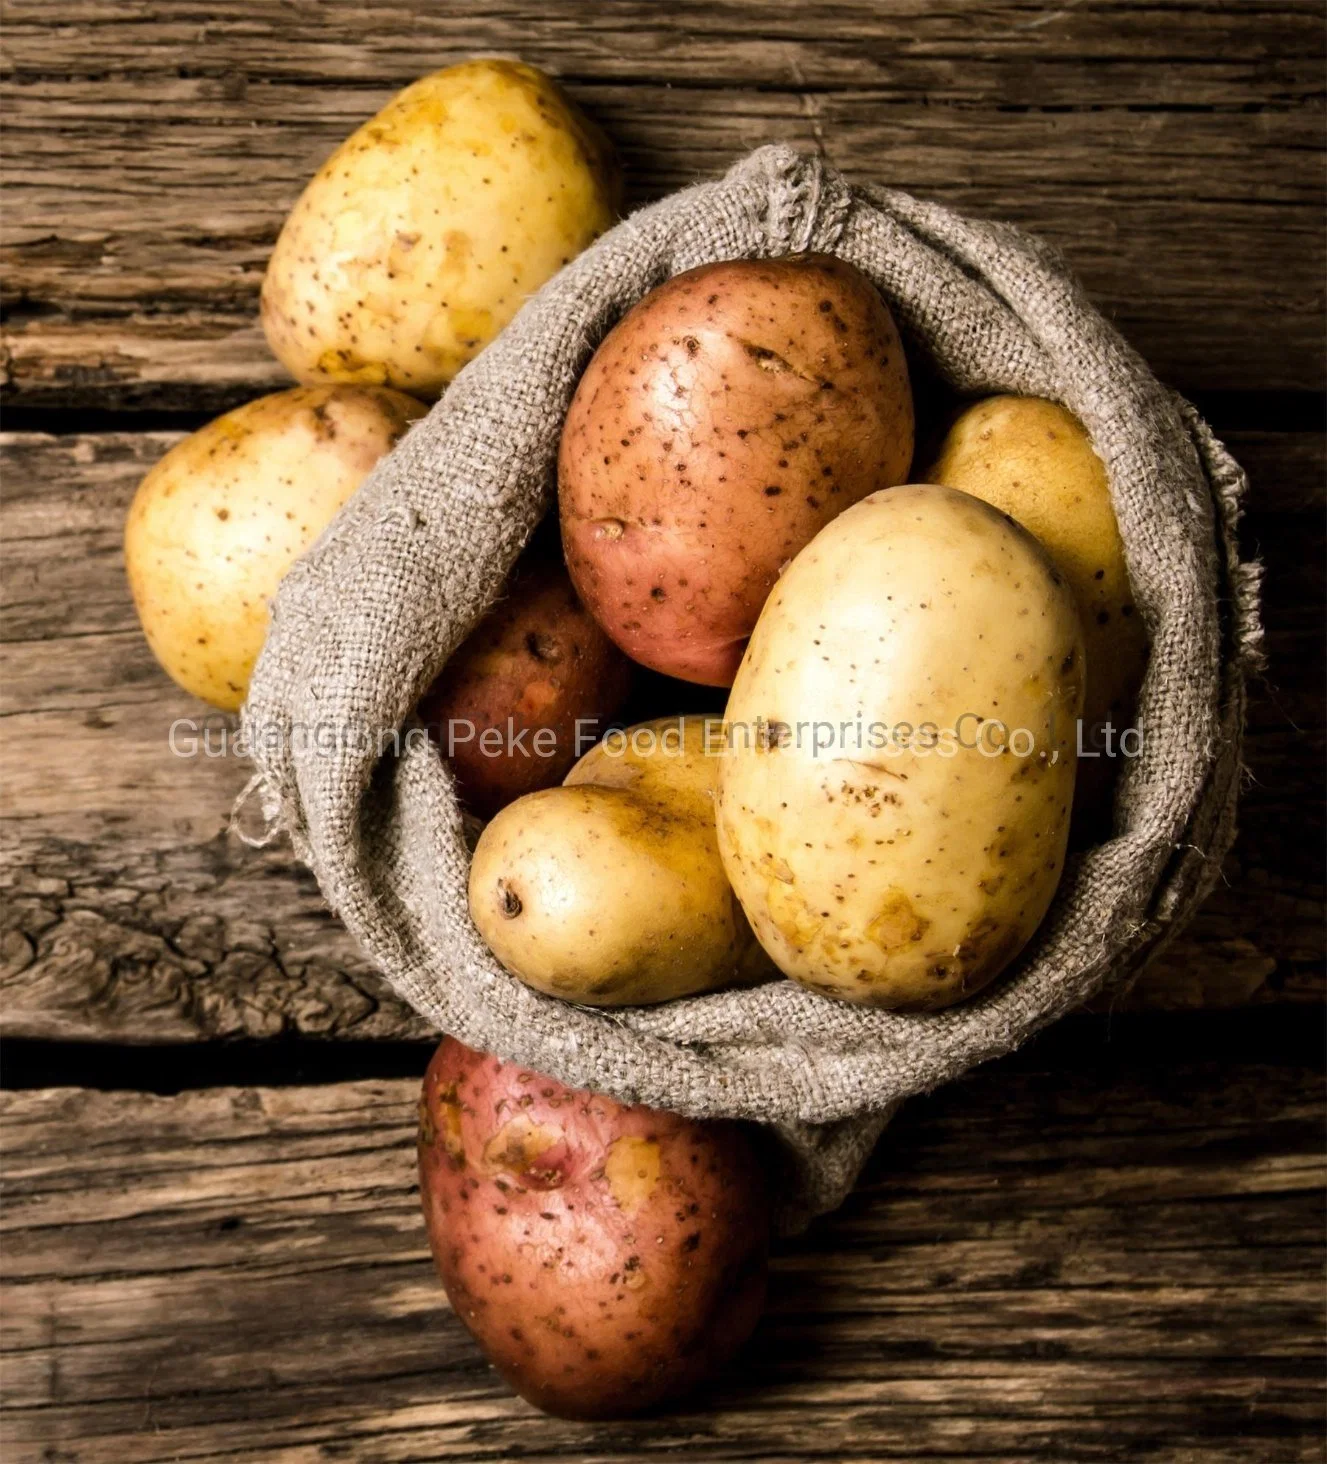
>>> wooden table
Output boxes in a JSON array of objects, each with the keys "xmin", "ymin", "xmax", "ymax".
[{"xmin": 2, "ymin": 4, "xmax": 1323, "ymax": 1460}]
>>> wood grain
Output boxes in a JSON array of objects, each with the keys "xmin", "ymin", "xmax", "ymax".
[
  {"xmin": 3, "ymin": 1032, "xmax": 1322, "ymax": 1463},
  {"xmin": 1, "ymin": 428, "xmax": 1321, "ymax": 1041},
  {"xmin": 3, "ymin": 0, "xmax": 1324, "ymax": 412}
]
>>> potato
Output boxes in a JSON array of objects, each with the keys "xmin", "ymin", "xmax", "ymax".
[
  {"xmin": 469, "ymin": 716, "xmax": 770, "ymax": 1005},
  {"xmin": 418, "ymin": 1037, "xmax": 768, "ymax": 1419},
  {"xmin": 926, "ymin": 396, "xmax": 1148, "ymax": 832},
  {"xmin": 416, "ymin": 552, "xmax": 632, "ymax": 819},
  {"xmin": 559, "ymin": 254, "xmax": 914, "ymax": 686},
  {"xmin": 262, "ymin": 60, "xmax": 620, "ymax": 398},
  {"xmin": 717, "ymin": 484, "xmax": 1084, "ymax": 1010},
  {"xmin": 124, "ymin": 385, "xmax": 426, "ymax": 710}
]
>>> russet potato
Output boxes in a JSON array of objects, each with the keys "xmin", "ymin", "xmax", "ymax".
[
  {"xmin": 717, "ymin": 484, "xmax": 1084, "ymax": 1010},
  {"xmin": 262, "ymin": 60, "xmax": 620, "ymax": 397}
]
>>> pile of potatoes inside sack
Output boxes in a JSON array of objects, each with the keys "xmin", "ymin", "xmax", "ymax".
[{"xmin": 125, "ymin": 61, "xmax": 1150, "ymax": 1417}]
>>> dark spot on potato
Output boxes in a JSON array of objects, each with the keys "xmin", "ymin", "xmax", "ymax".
[
  {"xmin": 497, "ymin": 880, "xmax": 523, "ymax": 918},
  {"xmin": 524, "ymin": 630, "xmax": 563, "ymax": 663}
]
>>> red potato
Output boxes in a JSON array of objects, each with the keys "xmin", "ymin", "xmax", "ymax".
[
  {"xmin": 417, "ymin": 1037, "xmax": 769, "ymax": 1419},
  {"xmin": 417, "ymin": 555, "xmax": 632, "ymax": 819},
  {"xmin": 559, "ymin": 254, "xmax": 914, "ymax": 685}
]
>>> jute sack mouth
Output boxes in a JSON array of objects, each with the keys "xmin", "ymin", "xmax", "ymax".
[{"xmin": 240, "ymin": 144, "xmax": 1263, "ymax": 1230}]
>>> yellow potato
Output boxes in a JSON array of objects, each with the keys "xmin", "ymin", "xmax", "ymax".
[
  {"xmin": 926, "ymin": 396, "xmax": 1148, "ymax": 828},
  {"xmin": 469, "ymin": 716, "xmax": 770, "ymax": 1006},
  {"xmin": 124, "ymin": 384, "xmax": 426, "ymax": 710},
  {"xmin": 262, "ymin": 60, "xmax": 620, "ymax": 397},
  {"xmin": 717, "ymin": 484, "xmax": 1084, "ymax": 1011}
]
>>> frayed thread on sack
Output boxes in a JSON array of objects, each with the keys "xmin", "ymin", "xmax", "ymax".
[
  {"xmin": 1231, "ymin": 559, "xmax": 1267, "ymax": 673},
  {"xmin": 763, "ymin": 148, "xmax": 853, "ymax": 257},
  {"xmin": 229, "ymin": 771, "xmax": 289, "ymax": 850}
]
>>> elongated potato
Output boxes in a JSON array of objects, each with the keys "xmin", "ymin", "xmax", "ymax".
[
  {"xmin": 926, "ymin": 396, "xmax": 1148, "ymax": 833},
  {"xmin": 124, "ymin": 385, "xmax": 426, "ymax": 710},
  {"xmin": 717, "ymin": 484, "xmax": 1084, "ymax": 1010},
  {"xmin": 262, "ymin": 60, "xmax": 620, "ymax": 397},
  {"xmin": 469, "ymin": 716, "xmax": 769, "ymax": 1005},
  {"xmin": 418, "ymin": 1037, "xmax": 768, "ymax": 1419}
]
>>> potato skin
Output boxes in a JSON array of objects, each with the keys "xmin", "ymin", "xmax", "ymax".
[
  {"xmin": 262, "ymin": 60, "xmax": 620, "ymax": 398},
  {"xmin": 717, "ymin": 484, "xmax": 1084, "ymax": 1010},
  {"xmin": 417, "ymin": 1037, "xmax": 768, "ymax": 1419},
  {"xmin": 926, "ymin": 396, "xmax": 1148, "ymax": 835},
  {"xmin": 417, "ymin": 555, "xmax": 632, "ymax": 819},
  {"xmin": 559, "ymin": 254, "xmax": 914, "ymax": 686},
  {"xmin": 124, "ymin": 385, "xmax": 426, "ymax": 710},
  {"xmin": 469, "ymin": 716, "xmax": 770, "ymax": 1006}
]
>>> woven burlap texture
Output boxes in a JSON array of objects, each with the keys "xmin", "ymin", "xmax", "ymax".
[{"xmin": 241, "ymin": 145, "xmax": 1262, "ymax": 1230}]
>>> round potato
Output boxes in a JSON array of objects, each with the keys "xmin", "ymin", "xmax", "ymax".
[
  {"xmin": 559, "ymin": 254, "xmax": 914, "ymax": 686},
  {"xmin": 717, "ymin": 484, "xmax": 1084, "ymax": 1010},
  {"xmin": 124, "ymin": 384, "xmax": 426, "ymax": 710},
  {"xmin": 417, "ymin": 553, "xmax": 632, "ymax": 819},
  {"xmin": 469, "ymin": 716, "xmax": 770, "ymax": 1006},
  {"xmin": 418, "ymin": 1037, "xmax": 769, "ymax": 1419},
  {"xmin": 262, "ymin": 60, "xmax": 620, "ymax": 398},
  {"xmin": 926, "ymin": 395, "xmax": 1148, "ymax": 834}
]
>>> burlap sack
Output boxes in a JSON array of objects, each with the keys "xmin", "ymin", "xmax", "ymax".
[{"xmin": 241, "ymin": 145, "xmax": 1262, "ymax": 1231}]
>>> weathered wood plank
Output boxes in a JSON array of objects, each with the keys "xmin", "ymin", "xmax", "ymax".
[
  {"xmin": 3, "ymin": 1, "xmax": 1323, "ymax": 409},
  {"xmin": 4, "ymin": 0, "xmax": 1322, "ymax": 98},
  {"xmin": 0, "ymin": 428, "xmax": 1322, "ymax": 1039},
  {"xmin": 2, "ymin": 1037, "xmax": 1322, "ymax": 1462}
]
